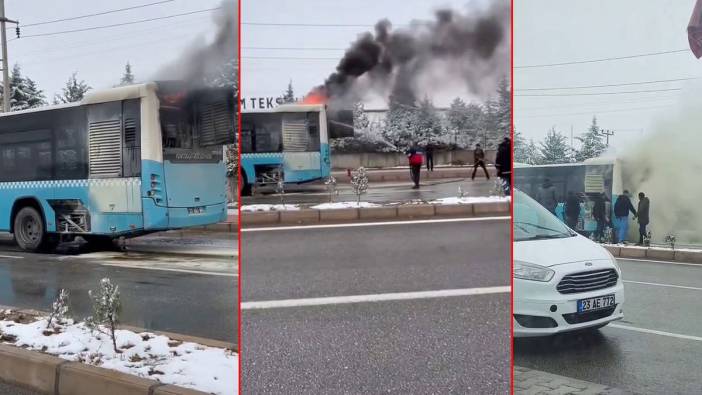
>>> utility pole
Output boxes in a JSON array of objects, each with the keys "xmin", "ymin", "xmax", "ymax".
[
  {"xmin": 600, "ymin": 129, "xmax": 615, "ymax": 146},
  {"xmin": 0, "ymin": 0, "xmax": 18, "ymax": 113}
]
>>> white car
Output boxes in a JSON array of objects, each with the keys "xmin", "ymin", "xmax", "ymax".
[{"xmin": 513, "ymin": 189, "xmax": 624, "ymax": 337}]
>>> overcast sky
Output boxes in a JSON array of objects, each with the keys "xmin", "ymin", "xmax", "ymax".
[
  {"xmin": 6, "ymin": 0, "xmax": 226, "ymax": 102},
  {"xmin": 242, "ymin": 0, "xmax": 503, "ymax": 109},
  {"xmin": 515, "ymin": 0, "xmax": 702, "ymax": 151}
]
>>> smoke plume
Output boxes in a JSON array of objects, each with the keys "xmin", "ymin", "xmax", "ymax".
[
  {"xmin": 312, "ymin": 1, "xmax": 510, "ymax": 108},
  {"xmin": 154, "ymin": 0, "xmax": 237, "ymax": 86},
  {"xmin": 620, "ymin": 84, "xmax": 702, "ymax": 244}
]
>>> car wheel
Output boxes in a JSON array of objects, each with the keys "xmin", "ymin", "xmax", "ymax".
[{"xmin": 14, "ymin": 206, "xmax": 49, "ymax": 252}]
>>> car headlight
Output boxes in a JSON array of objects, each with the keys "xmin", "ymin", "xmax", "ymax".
[
  {"xmin": 605, "ymin": 249, "xmax": 622, "ymax": 275},
  {"xmin": 514, "ymin": 260, "xmax": 555, "ymax": 282}
]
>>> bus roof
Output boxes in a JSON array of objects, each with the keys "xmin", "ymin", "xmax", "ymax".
[
  {"xmin": 0, "ymin": 83, "xmax": 156, "ymax": 118},
  {"xmin": 242, "ymin": 103, "xmax": 325, "ymax": 114},
  {"xmin": 515, "ymin": 157, "xmax": 618, "ymax": 169}
]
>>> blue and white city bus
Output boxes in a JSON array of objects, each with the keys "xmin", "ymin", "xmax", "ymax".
[
  {"xmin": 0, "ymin": 82, "xmax": 235, "ymax": 251},
  {"xmin": 240, "ymin": 103, "xmax": 332, "ymax": 195}
]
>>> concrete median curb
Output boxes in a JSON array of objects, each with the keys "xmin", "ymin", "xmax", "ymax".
[
  {"xmin": 604, "ymin": 245, "xmax": 702, "ymax": 264},
  {"xmin": 242, "ymin": 201, "xmax": 509, "ymax": 226},
  {"xmin": 0, "ymin": 308, "xmax": 234, "ymax": 395}
]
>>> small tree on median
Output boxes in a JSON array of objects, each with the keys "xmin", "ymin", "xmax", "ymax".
[
  {"xmin": 86, "ymin": 278, "xmax": 122, "ymax": 353},
  {"xmin": 351, "ymin": 167, "xmax": 369, "ymax": 205},
  {"xmin": 47, "ymin": 289, "xmax": 70, "ymax": 329}
]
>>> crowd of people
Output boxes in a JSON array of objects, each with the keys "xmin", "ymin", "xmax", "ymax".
[{"xmin": 537, "ymin": 179, "xmax": 651, "ymax": 245}]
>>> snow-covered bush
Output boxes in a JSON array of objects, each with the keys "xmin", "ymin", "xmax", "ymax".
[
  {"xmin": 351, "ymin": 167, "xmax": 369, "ymax": 204},
  {"xmin": 47, "ymin": 289, "xmax": 70, "ymax": 329},
  {"xmin": 86, "ymin": 278, "xmax": 122, "ymax": 353},
  {"xmin": 324, "ymin": 176, "xmax": 338, "ymax": 203},
  {"xmin": 664, "ymin": 234, "xmax": 676, "ymax": 250}
]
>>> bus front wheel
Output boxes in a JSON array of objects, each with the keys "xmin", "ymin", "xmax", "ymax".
[{"xmin": 13, "ymin": 206, "xmax": 54, "ymax": 252}]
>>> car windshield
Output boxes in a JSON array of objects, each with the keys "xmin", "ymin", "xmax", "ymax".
[{"xmin": 514, "ymin": 189, "xmax": 575, "ymax": 241}]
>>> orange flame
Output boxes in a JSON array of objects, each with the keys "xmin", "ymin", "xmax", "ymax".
[{"xmin": 302, "ymin": 89, "xmax": 327, "ymax": 105}]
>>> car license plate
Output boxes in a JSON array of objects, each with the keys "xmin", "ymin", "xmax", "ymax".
[
  {"xmin": 577, "ymin": 294, "xmax": 615, "ymax": 313},
  {"xmin": 187, "ymin": 206, "xmax": 205, "ymax": 215}
]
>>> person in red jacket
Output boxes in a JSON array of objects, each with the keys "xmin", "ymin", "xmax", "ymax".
[{"xmin": 407, "ymin": 147, "xmax": 423, "ymax": 189}]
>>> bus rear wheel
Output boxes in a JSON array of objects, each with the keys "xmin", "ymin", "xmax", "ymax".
[{"xmin": 13, "ymin": 206, "xmax": 54, "ymax": 252}]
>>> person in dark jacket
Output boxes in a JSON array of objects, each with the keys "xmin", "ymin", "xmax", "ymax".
[
  {"xmin": 425, "ymin": 143, "xmax": 434, "ymax": 172},
  {"xmin": 613, "ymin": 190, "xmax": 637, "ymax": 244},
  {"xmin": 564, "ymin": 191, "xmax": 581, "ymax": 230},
  {"xmin": 537, "ymin": 178, "xmax": 558, "ymax": 214},
  {"xmin": 495, "ymin": 137, "xmax": 511, "ymax": 195},
  {"xmin": 637, "ymin": 192, "xmax": 650, "ymax": 245},
  {"xmin": 471, "ymin": 143, "xmax": 489, "ymax": 180},
  {"xmin": 592, "ymin": 193, "xmax": 606, "ymax": 241}
]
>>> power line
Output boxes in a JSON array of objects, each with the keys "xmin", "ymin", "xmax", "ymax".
[
  {"xmin": 515, "ymin": 77, "xmax": 698, "ymax": 91},
  {"xmin": 518, "ymin": 104, "xmax": 674, "ymax": 118},
  {"xmin": 515, "ymin": 88, "xmax": 682, "ymax": 97},
  {"xmin": 18, "ymin": 0, "xmax": 175, "ymax": 28},
  {"xmin": 20, "ymin": 7, "xmax": 221, "ymax": 39},
  {"xmin": 515, "ymin": 49, "xmax": 689, "ymax": 69}
]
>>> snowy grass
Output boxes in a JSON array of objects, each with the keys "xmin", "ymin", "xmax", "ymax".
[
  {"xmin": 428, "ymin": 196, "xmax": 511, "ymax": 205},
  {"xmin": 240, "ymin": 204, "xmax": 300, "ymax": 212},
  {"xmin": 0, "ymin": 316, "xmax": 237, "ymax": 395},
  {"xmin": 310, "ymin": 202, "xmax": 381, "ymax": 210}
]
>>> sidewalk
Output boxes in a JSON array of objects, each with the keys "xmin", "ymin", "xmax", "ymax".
[
  {"xmin": 331, "ymin": 165, "xmax": 497, "ymax": 182},
  {"xmin": 514, "ymin": 366, "xmax": 628, "ymax": 395}
]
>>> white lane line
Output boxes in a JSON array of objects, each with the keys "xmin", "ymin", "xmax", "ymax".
[
  {"xmin": 619, "ymin": 258, "xmax": 702, "ymax": 267},
  {"xmin": 96, "ymin": 263, "xmax": 238, "ymax": 277},
  {"xmin": 242, "ymin": 286, "xmax": 510, "ymax": 310},
  {"xmin": 242, "ymin": 216, "xmax": 510, "ymax": 232},
  {"xmin": 609, "ymin": 324, "xmax": 702, "ymax": 342},
  {"xmin": 0, "ymin": 254, "xmax": 24, "ymax": 259},
  {"xmin": 623, "ymin": 280, "xmax": 702, "ymax": 292}
]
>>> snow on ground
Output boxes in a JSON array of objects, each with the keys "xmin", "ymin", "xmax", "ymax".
[
  {"xmin": 310, "ymin": 202, "xmax": 381, "ymax": 210},
  {"xmin": 240, "ymin": 204, "xmax": 300, "ymax": 212},
  {"xmin": 428, "ymin": 196, "xmax": 511, "ymax": 205},
  {"xmin": 0, "ymin": 317, "xmax": 237, "ymax": 395},
  {"xmin": 227, "ymin": 208, "xmax": 238, "ymax": 216}
]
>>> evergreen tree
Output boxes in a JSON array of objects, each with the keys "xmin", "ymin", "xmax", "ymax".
[
  {"xmin": 524, "ymin": 139, "xmax": 542, "ymax": 165},
  {"xmin": 382, "ymin": 96, "xmax": 417, "ymax": 152},
  {"xmin": 495, "ymin": 76, "xmax": 511, "ymax": 136},
  {"xmin": 119, "ymin": 62, "xmax": 135, "ymax": 86},
  {"xmin": 352, "ymin": 102, "xmax": 370, "ymax": 130},
  {"xmin": 54, "ymin": 72, "xmax": 91, "ymax": 104},
  {"xmin": 282, "ymin": 80, "xmax": 295, "ymax": 103},
  {"xmin": 540, "ymin": 127, "xmax": 572, "ymax": 164},
  {"xmin": 575, "ymin": 116, "xmax": 607, "ymax": 161},
  {"xmin": 2, "ymin": 64, "xmax": 47, "ymax": 111},
  {"xmin": 447, "ymin": 97, "xmax": 469, "ymax": 133},
  {"xmin": 513, "ymin": 130, "xmax": 527, "ymax": 163},
  {"xmin": 415, "ymin": 96, "xmax": 442, "ymax": 143}
]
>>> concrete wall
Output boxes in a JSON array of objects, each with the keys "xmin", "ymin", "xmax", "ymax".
[{"xmin": 331, "ymin": 150, "xmax": 496, "ymax": 169}]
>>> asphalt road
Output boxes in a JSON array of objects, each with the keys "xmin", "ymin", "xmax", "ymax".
[
  {"xmin": 0, "ymin": 381, "xmax": 40, "ymax": 395},
  {"xmin": 243, "ymin": 177, "xmax": 496, "ymax": 205},
  {"xmin": 0, "ymin": 232, "xmax": 237, "ymax": 343},
  {"xmin": 242, "ymin": 217, "xmax": 511, "ymax": 393},
  {"xmin": 515, "ymin": 258, "xmax": 702, "ymax": 394}
]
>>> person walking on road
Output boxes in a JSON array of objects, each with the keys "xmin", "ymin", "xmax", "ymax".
[
  {"xmin": 425, "ymin": 142, "xmax": 434, "ymax": 172},
  {"xmin": 407, "ymin": 147, "xmax": 423, "ymax": 189},
  {"xmin": 614, "ymin": 190, "xmax": 637, "ymax": 244},
  {"xmin": 637, "ymin": 192, "xmax": 650, "ymax": 245},
  {"xmin": 537, "ymin": 178, "xmax": 558, "ymax": 214},
  {"xmin": 471, "ymin": 143, "xmax": 490, "ymax": 180},
  {"xmin": 592, "ymin": 192, "xmax": 607, "ymax": 241},
  {"xmin": 564, "ymin": 191, "xmax": 581, "ymax": 230},
  {"xmin": 495, "ymin": 137, "xmax": 511, "ymax": 195}
]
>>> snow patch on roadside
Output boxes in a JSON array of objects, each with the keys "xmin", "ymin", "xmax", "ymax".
[
  {"xmin": 310, "ymin": 202, "xmax": 381, "ymax": 209},
  {"xmin": 240, "ymin": 204, "xmax": 300, "ymax": 212},
  {"xmin": 0, "ymin": 318, "xmax": 237, "ymax": 395},
  {"xmin": 429, "ymin": 196, "xmax": 510, "ymax": 205}
]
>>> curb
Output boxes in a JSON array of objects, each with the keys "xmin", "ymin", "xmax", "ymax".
[
  {"xmin": 603, "ymin": 245, "xmax": 702, "ymax": 264},
  {"xmin": 241, "ymin": 201, "xmax": 510, "ymax": 226},
  {"xmin": 0, "ymin": 308, "xmax": 235, "ymax": 395}
]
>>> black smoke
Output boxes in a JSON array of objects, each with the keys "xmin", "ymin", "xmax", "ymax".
[{"xmin": 316, "ymin": 1, "xmax": 509, "ymax": 108}]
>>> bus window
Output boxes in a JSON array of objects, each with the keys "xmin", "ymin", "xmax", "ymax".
[
  {"xmin": 122, "ymin": 99, "xmax": 141, "ymax": 177},
  {"xmin": 241, "ymin": 113, "xmax": 282, "ymax": 153},
  {"xmin": 161, "ymin": 109, "xmax": 193, "ymax": 149},
  {"xmin": 306, "ymin": 112, "xmax": 320, "ymax": 152}
]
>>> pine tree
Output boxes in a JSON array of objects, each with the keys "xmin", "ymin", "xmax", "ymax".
[
  {"xmin": 415, "ymin": 96, "xmax": 442, "ymax": 144},
  {"xmin": 514, "ymin": 130, "xmax": 527, "ymax": 163},
  {"xmin": 495, "ymin": 76, "xmax": 511, "ymax": 137},
  {"xmin": 2, "ymin": 64, "xmax": 47, "ymax": 111},
  {"xmin": 540, "ymin": 127, "xmax": 572, "ymax": 164},
  {"xmin": 119, "ymin": 62, "xmax": 135, "ymax": 86},
  {"xmin": 382, "ymin": 94, "xmax": 417, "ymax": 152},
  {"xmin": 282, "ymin": 80, "xmax": 295, "ymax": 103},
  {"xmin": 524, "ymin": 139, "xmax": 542, "ymax": 165},
  {"xmin": 447, "ymin": 97, "xmax": 469, "ymax": 133},
  {"xmin": 54, "ymin": 72, "xmax": 91, "ymax": 104},
  {"xmin": 575, "ymin": 116, "xmax": 607, "ymax": 161},
  {"xmin": 352, "ymin": 102, "xmax": 370, "ymax": 130}
]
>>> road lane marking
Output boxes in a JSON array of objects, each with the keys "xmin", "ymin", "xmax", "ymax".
[
  {"xmin": 619, "ymin": 258, "xmax": 702, "ymax": 267},
  {"xmin": 609, "ymin": 324, "xmax": 702, "ymax": 342},
  {"xmin": 241, "ymin": 286, "xmax": 510, "ymax": 310},
  {"xmin": 96, "ymin": 263, "xmax": 238, "ymax": 277},
  {"xmin": 623, "ymin": 280, "xmax": 702, "ymax": 292},
  {"xmin": 242, "ymin": 216, "xmax": 510, "ymax": 232},
  {"xmin": 0, "ymin": 254, "xmax": 23, "ymax": 259}
]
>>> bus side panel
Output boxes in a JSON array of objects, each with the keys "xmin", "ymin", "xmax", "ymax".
[
  {"xmin": 0, "ymin": 184, "xmax": 56, "ymax": 232},
  {"xmin": 141, "ymin": 159, "xmax": 169, "ymax": 231},
  {"xmin": 161, "ymin": 161, "xmax": 227, "ymax": 229},
  {"xmin": 320, "ymin": 143, "xmax": 331, "ymax": 178},
  {"xmin": 240, "ymin": 153, "xmax": 284, "ymax": 185},
  {"xmin": 283, "ymin": 152, "xmax": 322, "ymax": 183}
]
